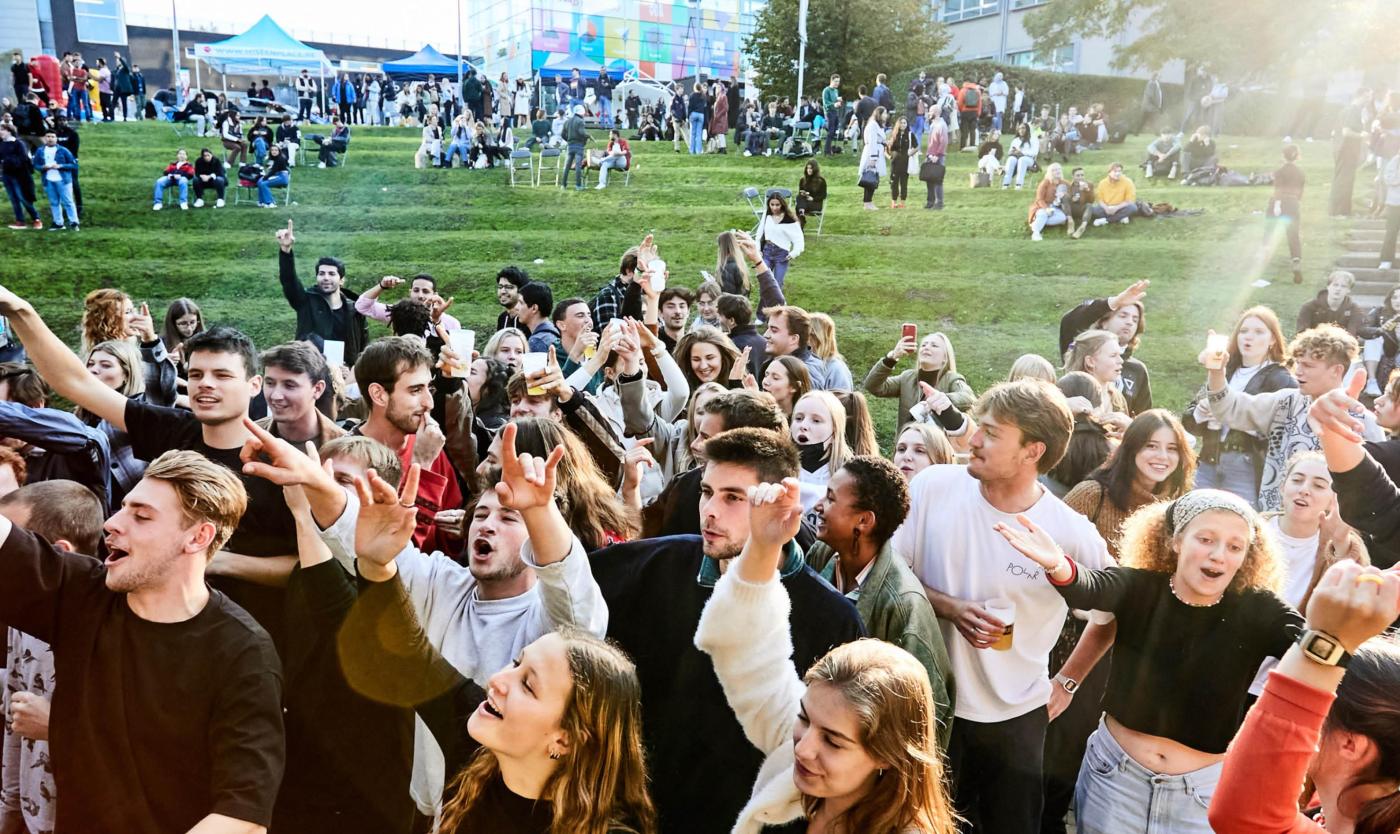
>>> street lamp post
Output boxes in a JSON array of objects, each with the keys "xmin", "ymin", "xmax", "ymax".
[{"xmin": 171, "ymin": 0, "xmax": 182, "ymax": 105}]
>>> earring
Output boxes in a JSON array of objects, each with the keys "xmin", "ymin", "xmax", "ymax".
[{"xmin": 548, "ymin": 751, "xmax": 561, "ymax": 761}]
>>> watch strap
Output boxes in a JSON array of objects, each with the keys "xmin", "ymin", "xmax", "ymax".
[
  {"xmin": 1299, "ymin": 629, "xmax": 1352, "ymax": 669},
  {"xmin": 1053, "ymin": 674, "xmax": 1079, "ymax": 694}
]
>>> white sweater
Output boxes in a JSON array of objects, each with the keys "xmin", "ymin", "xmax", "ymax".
[
  {"xmin": 694, "ymin": 567, "xmax": 807, "ymax": 832},
  {"xmin": 755, "ymin": 214, "xmax": 805, "ymax": 259}
]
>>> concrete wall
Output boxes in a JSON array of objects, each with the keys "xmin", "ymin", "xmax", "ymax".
[{"xmin": 1, "ymin": 0, "xmax": 43, "ymax": 101}]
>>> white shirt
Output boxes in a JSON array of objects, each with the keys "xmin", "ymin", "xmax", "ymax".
[
  {"xmin": 42, "ymin": 146, "xmax": 60, "ymax": 183},
  {"xmin": 755, "ymin": 214, "xmax": 805, "ymax": 259},
  {"xmin": 892, "ymin": 465, "xmax": 1113, "ymax": 722},
  {"xmin": 831, "ymin": 557, "xmax": 875, "ymax": 595},
  {"xmin": 1266, "ymin": 516, "xmax": 1319, "ymax": 609}
]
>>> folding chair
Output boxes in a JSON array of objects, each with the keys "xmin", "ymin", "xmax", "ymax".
[
  {"xmin": 741, "ymin": 186, "xmax": 764, "ymax": 224},
  {"xmin": 536, "ymin": 148, "xmax": 563, "ymax": 187},
  {"xmin": 808, "ymin": 209, "xmax": 825, "ymax": 235},
  {"xmin": 508, "ymin": 148, "xmax": 534, "ymax": 187},
  {"xmin": 233, "ymin": 175, "xmax": 291, "ymax": 207}
]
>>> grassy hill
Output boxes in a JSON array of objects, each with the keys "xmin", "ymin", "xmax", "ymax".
[{"xmin": 2, "ymin": 121, "xmax": 1351, "ymax": 444}]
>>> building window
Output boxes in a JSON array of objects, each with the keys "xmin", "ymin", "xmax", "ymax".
[
  {"xmin": 1010, "ymin": 0, "xmax": 1045, "ymax": 8},
  {"xmin": 1007, "ymin": 45, "xmax": 1074, "ymax": 72},
  {"xmin": 74, "ymin": 0, "xmax": 128, "ymax": 45},
  {"xmin": 941, "ymin": 0, "xmax": 999, "ymax": 23}
]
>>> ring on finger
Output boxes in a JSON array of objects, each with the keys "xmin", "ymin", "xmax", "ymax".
[{"xmin": 1356, "ymin": 574, "xmax": 1385, "ymax": 586}]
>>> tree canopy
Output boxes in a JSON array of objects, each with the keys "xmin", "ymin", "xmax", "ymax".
[
  {"xmin": 745, "ymin": 0, "xmax": 948, "ymax": 100},
  {"xmin": 1023, "ymin": 0, "xmax": 1400, "ymax": 83}
]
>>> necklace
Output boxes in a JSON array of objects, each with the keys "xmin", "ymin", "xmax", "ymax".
[{"xmin": 1169, "ymin": 575, "xmax": 1223, "ymax": 608}]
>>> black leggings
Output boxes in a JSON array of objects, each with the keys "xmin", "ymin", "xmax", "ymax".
[
  {"xmin": 890, "ymin": 159, "xmax": 909, "ymax": 201},
  {"xmin": 924, "ymin": 176, "xmax": 945, "ymax": 207},
  {"xmin": 861, "ymin": 182, "xmax": 877, "ymax": 203}
]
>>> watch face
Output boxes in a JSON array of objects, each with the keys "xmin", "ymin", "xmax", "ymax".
[{"xmin": 1306, "ymin": 633, "xmax": 1340, "ymax": 660}]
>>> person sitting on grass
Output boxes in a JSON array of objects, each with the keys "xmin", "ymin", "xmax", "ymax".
[
  {"xmin": 312, "ymin": 115, "xmax": 350, "ymax": 168},
  {"xmin": 444, "ymin": 111, "xmax": 473, "ymax": 167},
  {"xmin": 1091, "ymin": 162, "xmax": 1138, "ymax": 227},
  {"xmin": 191, "ymin": 147, "xmax": 225, "ymax": 208},
  {"xmin": 151, "ymin": 147, "xmax": 194, "ymax": 211},
  {"xmin": 593, "ymin": 129, "xmax": 631, "ymax": 190},
  {"xmin": 1141, "ymin": 128, "xmax": 1181, "ymax": 180},
  {"xmin": 1181, "ymin": 125, "xmax": 1217, "ymax": 179},
  {"xmin": 1027, "ymin": 161, "xmax": 1069, "ymax": 241},
  {"xmin": 470, "ymin": 119, "xmax": 509, "ymax": 168},
  {"xmin": 415, "ymin": 112, "xmax": 442, "ymax": 169},
  {"xmin": 254, "ymin": 143, "xmax": 289, "ymax": 208}
]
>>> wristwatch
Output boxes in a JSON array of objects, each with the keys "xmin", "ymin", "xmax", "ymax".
[
  {"xmin": 1298, "ymin": 629, "xmax": 1352, "ymax": 668},
  {"xmin": 1053, "ymin": 674, "xmax": 1079, "ymax": 694}
]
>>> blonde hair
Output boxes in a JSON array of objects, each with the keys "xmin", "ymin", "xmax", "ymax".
[
  {"xmin": 484, "ymin": 327, "xmax": 529, "ymax": 363},
  {"xmin": 1117, "ymin": 498, "xmax": 1284, "ymax": 595},
  {"xmin": 808, "ymin": 313, "xmax": 843, "ymax": 362},
  {"xmin": 1062, "ymin": 329, "xmax": 1119, "ymax": 375},
  {"xmin": 439, "ymin": 628, "xmax": 657, "ymax": 834},
  {"xmin": 319, "ymin": 435, "xmax": 403, "ymax": 489},
  {"xmin": 795, "ymin": 390, "xmax": 852, "ymax": 473},
  {"xmin": 143, "ymin": 450, "xmax": 248, "ymax": 557},
  {"xmin": 84, "ymin": 339, "xmax": 144, "ymax": 398},
  {"xmin": 802, "ymin": 640, "xmax": 959, "ymax": 834},
  {"xmin": 1008, "ymin": 353, "xmax": 1057, "ymax": 383},
  {"xmin": 920, "ymin": 331, "xmax": 958, "ymax": 377},
  {"xmin": 894, "ymin": 422, "xmax": 956, "ymax": 466}
]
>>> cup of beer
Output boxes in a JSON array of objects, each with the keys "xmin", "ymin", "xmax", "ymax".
[
  {"xmin": 985, "ymin": 598, "xmax": 1016, "ymax": 651},
  {"xmin": 521, "ymin": 352, "xmax": 548, "ymax": 396}
]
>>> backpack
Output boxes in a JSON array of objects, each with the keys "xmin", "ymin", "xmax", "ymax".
[{"xmin": 962, "ymin": 87, "xmax": 980, "ymax": 109}]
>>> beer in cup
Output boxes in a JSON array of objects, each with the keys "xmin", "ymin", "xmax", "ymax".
[
  {"xmin": 985, "ymin": 598, "xmax": 1016, "ymax": 651},
  {"xmin": 522, "ymin": 352, "xmax": 549, "ymax": 396}
]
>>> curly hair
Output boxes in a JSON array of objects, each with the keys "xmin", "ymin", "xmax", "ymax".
[
  {"xmin": 1116, "ymin": 499, "xmax": 1284, "ymax": 596},
  {"xmin": 81, "ymin": 288, "xmax": 130, "ymax": 354},
  {"xmin": 1290, "ymin": 323, "xmax": 1358, "ymax": 370},
  {"xmin": 842, "ymin": 456, "xmax": 911, "ymax": 546}
]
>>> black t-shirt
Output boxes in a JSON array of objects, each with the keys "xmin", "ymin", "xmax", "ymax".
[
  {"xmin": 1055, "ymin": 565, "xmax": 1302, "ymax": 753},
  {"xmin": 446, "ymin": 773, "xmax": 552, "ymax": 834},
  {"xmin": 125, "ymin": 399, "xmax": 297, "ymax": 640},
  {"xmin": 496, "ymin": 309, "xmax": 521, "ymax": 334},
  {"xmin": 0, "ymin": 525, "xmax": 284, "ymax": 834}
]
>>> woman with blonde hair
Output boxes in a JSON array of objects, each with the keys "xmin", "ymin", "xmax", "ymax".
[
  {"xmin": 1008, "ymin": 353, "xmax": 1057, "ymax": 383},
  {"xmin": 891, "ymin": 422, "xmax": 956, "ymax": 482},
  {"xmin": 79, "ymin": 339, "xmax": 147, "ymax": 503},
  {"xmin": 483, "ymin": 326, "xmax": 529, "ymax": 372},
  {"xmin": 996, "ymin": 489, "xmax": 1303, "ymax": 834},
  {"xmin": 696, "ymin": 479, "xmax": 958, "ymax": 834},
  {"xmin": 791, "ymin": 390, "xmax": 850, "ymax": 511},
  {"xmin": 865, "ymin": 330, "xmax": 975, "ymax": 432},
  {"xmin": 81, "ymin": 288, "xmax": 176, "ymax": 406},
  {"xmin": 1063, "ymin": 329, "xmax": 1129, "ymax": 416}
]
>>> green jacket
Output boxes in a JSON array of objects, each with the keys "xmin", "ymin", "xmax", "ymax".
[
  {"xmin": 822, "ymin": 85, "xmax": 840, "ymax": 110},
  {"xmin": 807, "ymin": 541, "xmax": 955, "ymax": 748},
  {"xmin": 862, "ymin": 357, "xmax": 976, "ymax": 432}
]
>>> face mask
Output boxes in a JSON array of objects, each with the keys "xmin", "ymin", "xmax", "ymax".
[{"xmin": 798, "ymin": 442, "xmax": 829, "ymax": 472}]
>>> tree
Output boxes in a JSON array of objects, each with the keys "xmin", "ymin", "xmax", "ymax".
[
  {"xmin": 1023, "ymin": 0, "xmax": 1400, "ymax": 84},
  {"xmin": 746, "ymin": 0, "xmax": 948, "ymax": 101}
]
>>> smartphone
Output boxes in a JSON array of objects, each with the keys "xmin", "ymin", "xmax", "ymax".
[{"xmin": 902, "ymin": 323, "xmax": 917, "ymax": 342}]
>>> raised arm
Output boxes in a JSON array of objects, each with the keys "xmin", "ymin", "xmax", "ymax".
[
  {"xmin": 863, "ymin": 340, "xmax": 912, "ymax": 398},
  {"xmin": 994, "ymin": 513, "xmax": 1136, "ymax": 613},
  {"xmin": 275, "ymin": 221, "xmax": 308, "ymax": 312},
  {"xmin": 0, "ymin": 286, "xmax": 130, "ymax": 430}
]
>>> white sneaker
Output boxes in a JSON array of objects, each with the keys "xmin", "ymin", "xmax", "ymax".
[
  {"xmin": 743, "ymin": 150, "xmax": 752, "ymax": 157},
  {"xmin": 1119, "ymin": 217, "xmax": 1130, "ymax": 224},
  {"xmin": 1002, "ymin": 184, "xmax": 1009, "ymax": 190},
  {"xmin": 1031, "ymin": 231, "xmax": 1043, "ymax": 241},
  {"xmin": 317, "ymin": 162, "xmax": 327, "ymax": 169},
  {"xmin": 1092, "ymin": 218, "xmax": 1108, "ymax": 227},
  {"xmin": 152, "ymin": 203, "xmax": 162, "ymax": 211},
  {"xmin": 215, "ymin": 199, "xmax": 225, "ymax": 208},
  {"xmin": 180, "ymin": 202, "xmax": 189, "ymax": 210},
  {"xmin": 595, "ymin": 183, "xmax": 606, "ymax": 189},
  {"xmin": 1282, "ymin": 136, "xmax": 1292, "ymax": 144},
  {"xmin": 194, "ymin": 199, "xmax": 205, "ymax": 208},
  {"xmin": 1366, "ymin": 380, "xmax": 1383, "ymax": 397}
]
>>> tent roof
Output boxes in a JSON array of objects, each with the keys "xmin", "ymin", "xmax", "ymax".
[
  {"xmin": 195, "ymin": 15, "xmax": 332, "ymax": 75},
  {"xmin": 382, "ymin": 45, "xmax": 477, "ymax": 77},
  {"xmin": 539, "ymin": 51, "xmax": 606, "ymax": 79}
]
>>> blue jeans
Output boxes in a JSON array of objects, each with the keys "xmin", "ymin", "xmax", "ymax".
[
  {"xmin": 68, "ymin": 87, "xmax": 92, "ymax": 122},
  {"xmin": 597, "ymin": 95, "xmax": 612, "ymax": 127},
  {"xmin": 1193, "ymin": 450, "xmax": 1260, "ymax": 508},
  {"xmin": 444, "ymin": 140, "xmax": 471, "ymax": 167},
  {"xmin": 252, "ymin": 136, "xmax": 268, "ymax": 164},
  {"xmin": 258, "ymin": 171, "xmax": 289, "ymax": 204},
  {"xmin": 688, "ymin": 112, "xmax": 706, "ymax": 154},
  {"xmin": 1075, "ymin": 720, "xmax": 1221, "ymax": 834},
  {"xmin": 2, "ymin": 173, "xmax": 38, "ymax": 222},
  {"xmin": 762, "ymin": 241, "xmax": 790, "ymax": 289},
  {"xmin": 153, "ymin": 175, "xmax": 188, "ymax": 205},
  {"xmin": 42, "ymin": 179, "xmax": 78, "ymax": 225},
  {"xmin": 1004, "ymin": 155, "xmax": 1034, "ymax": 187},
  {"xmin": 563, "ymin": 143, "xmax": 586, "ymax": 188},
  {"xmin": 1091, "ymin": 202, "xmax": 1140, "ymax": 222},
  {"xmin": 596, "ymin": 155, "xmax": 626, "ymax": 187}
]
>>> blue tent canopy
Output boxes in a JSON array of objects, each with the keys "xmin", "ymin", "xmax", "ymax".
[
  {"xmin": 382, "ymin": 45, "xmax": 477, "ymax": 79},
  {"xmin": 538, "ymin": 51, "xmax": 608, "ymax": 80},
  {"xmin": 194, "ymin": 15, "xmax": 333, "ymax": 76}
]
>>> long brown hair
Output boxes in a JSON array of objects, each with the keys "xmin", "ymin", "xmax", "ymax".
[
  {"xmin": 801, "ymin": 640, "xmax": 959, "ymax": 834},
  {"xmin": 1087, "ymin": 409, "xmax": 1195, "ymax": 511},
  {"xmin": 834, "ymin": 390, "xmax": 879, "ymax": 457},
  {"xmin": 505, "ymin": 417, "xmax": 639, "ymax": 546},
  {"xmin": 1116, "ymin": 496, "xmax": 1284, "ymax": 595},
  {"xmin": 672, "ymin": 326, "xmax": 741, "ymax": 392},
  {"xmin": 81, "ymin": 288, "xmax": 130, "ymax": 354},
  {"xmin": 1226, "ymin": 305, "xmax": 1289, "ymax": 374},
  {"xmin": 764, "ymin": 355, "xmax": 811, "ymax": 415},
  {"xmin": 1324, "ymin": 634, "xmax": 1400, "ymax": 834},
  {"xmin": 439, "ymin": 628, "xmax": 657, "ymax": 834}
]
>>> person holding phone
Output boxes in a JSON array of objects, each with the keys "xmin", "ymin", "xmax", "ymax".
[{"xmin": 863, "ymin": 328, "xmax": 975, "ymax": 433}]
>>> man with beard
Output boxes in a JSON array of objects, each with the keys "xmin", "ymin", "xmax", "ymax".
[
  {"xmin": 255, "ymin": 341, "xmax": 345, "ymax": 449},
  {"xmin": 494, "ymin": 265, "xmax": 529, "ymax": 333},
  {"xmin": 275, "ymin": 220, "xmax": 369, "ymax": 366},
  {"xmin": 588, "ymin": 427, "xmax": 864, "ymax": 833},
  {"xmin": 351, "ymin": 336, "xmax": 462, "ymax": 551},
  {"xmin": 0, "ymin": 284, "xmax": 314, "ymax": 643},
  {"xmin": 1058, "ymin": 279, "xmax": 1153, "ymax": 415},
  {"xmin": 0, "ymin": 452, "xmax": 284, "ymax": 834}
]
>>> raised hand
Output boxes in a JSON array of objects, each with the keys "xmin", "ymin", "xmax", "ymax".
[
  {"xmin": 993, "ymin": 514, "xmax": 1067, "ymax": 575},
  {"xmin": 128, "ymin": 302, "xmax": 156, "ymax": 342},
  {"xmin": 428, "ymin": 294, "xmax": 454, "ymax": 324},
  {"xmin": 742, "ymin": 373, "xmax": 759, "ymax": 391},
  {"xmin": 1305, "ymin": 560, "xmax": 1400, "ymax": 652},
  {"xmin": 493, "ymin": 421, "xmax": 566, "ymax": 513},
  {"xmin": 353, "ymin": 463, "xmax": 423, "ymax": 577},
  {"xmin": 276, "ymin": 218, "xmax": 295, "ymax": 252},
  {"xmin": 730, "ymin": 346, "xmax": 752, "ymax": 381},
  {"xmin": 1110, "ymin": 279, "xmax": 1149, "ymax": 311},
  {"xmin": 411, "ymin": 413, "xmax": 446, "ymax": 468},
  {"xmin": 620, "ymin": 440, "xmax": 656, "ymax": 510},
  {"xmin": 747, "ymin": 478, "xmax": 805, "ymax": 553},
  {"xmin": 239, "ymin": 417, "xmax": 333, "ymax": 490},
  {"xmin": 379, "ymin": 275, "xmax": 404, "ymax": 290},
  {"xmin": 637, "ymin": 233, "xmax": 659, "ymax": 270},
  {"xmin": 1308, "ymin": 372, "xmax": 1368, "ymax": 444},
  {"xmin": 889, "ymin": 335, "xmax": 917, "ymax": 362},
  {"xmin": 1197, "ymin": 329, "xmax": 1228, "ymax": 372},
  {"xmin": 734, "ymin": 230, "xmax": 762, "ymax": 264}
]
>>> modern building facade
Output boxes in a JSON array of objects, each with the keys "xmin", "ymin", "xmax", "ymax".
[
  {"xmin": 936, "ymin": 0, "xmax": 1181, "ymax": 81},
  {"xmin": 466, "ymin": 0, "xmax": 763, "ymax": 82}
]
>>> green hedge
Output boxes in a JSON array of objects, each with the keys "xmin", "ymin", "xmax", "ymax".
[{"xmin": 891, "ymin": 60, "xmax": 1323, "ymax": 137}]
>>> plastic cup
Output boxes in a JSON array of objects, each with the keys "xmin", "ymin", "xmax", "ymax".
[
  {"xmin": 522, "ymin": 352, "xmax": 548, "ymax": 396},
  {"xmin": 984, "ymin": 598, "xmax": 1016, "ymax": 651},
  {"xmin": 448, "ymin": 330, "xmax": 475, "ymax": 378}
]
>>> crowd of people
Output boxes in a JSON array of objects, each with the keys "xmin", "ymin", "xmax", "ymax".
[{"xmin": 4, "ymin": 53, "xmax": 1400, "ymax": 834}]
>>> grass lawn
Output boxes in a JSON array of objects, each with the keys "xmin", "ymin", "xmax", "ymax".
[{"xmin": 3, "ymin": 121, "xmax": 1352, "ymax": 444}]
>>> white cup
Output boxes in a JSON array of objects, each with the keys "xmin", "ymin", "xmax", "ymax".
[
  {"xmin": 521, "ymin": 352, "xmax": 548, "ymax": 395},
  {"xmin": 447, "ymin": 330, "xmax": 475, "ymax": 378},
  {"xmin": 322, "ymin": 340, "xmax": 345, "ymax": 369},
  {"xmin": 649, "ymin": 260, "xmax": 667, "ymax": 292},
  {"xmin": 984, "ymin": 598, "xmax": 1016, "ymax": 651},
  {"xmin": 1205, "ymin": 332, "xmax": 1229, "ymax": 356}
]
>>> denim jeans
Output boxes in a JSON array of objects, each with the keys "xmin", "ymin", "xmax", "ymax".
[
  {"xmin": 1193, "ymin": 450, "xmax": 1259, "ymax": 508},
  {"xmin": 688, "ymin": 112, "xmax": 706, "ymax": 154},
  {"xmin": 563, "ymin": 143, "xmax": 586, "ymax": 188},
  {"xmin": 1075, "ymin": 720, "xmax": 1221, "ymax": 834},
  {"xmin": 42, "ymin": 179, "xmax": 78, "ymax": 225},
  {"xmin": 258, "ymin": 171, "xmax": 290, "ymax": 205},
  {"xmin": 1031, "ymin": 206, "xmax": 1067, "ymax": 233},
  {"xmin": 597, "ymin": 95, "xmax": 612, "ymax": 128},
  {"xmin": 1004, "ymin": 155, "xmax": 1034, "ymax": 187},
  {"xmin": 444, "ymin": 140, "xmax": 471, "ymax": 168},
  {"xmin": 1091, "ymin": 202, "xmax": 1139, "ymax": 222},
  {"xmin": 762, "ymin": 241, "xmax": 790, "ymax": 289},
  {"xmin": 596, "ymin": 155, "xmax": 626, "ymax": 187},
  {"xmin": 153, "ymin": 175, "xmax": 188, "ymax": 205},
  {"xmin": 253, "ymin": 136, "xmax": 268, "ymax": 164},
  {"xmin": 2, "ymin": 173, "xmax": 38, "ymax": 222}
]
